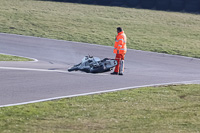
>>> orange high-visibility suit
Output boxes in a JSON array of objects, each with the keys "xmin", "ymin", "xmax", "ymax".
[{"xmin": 113, "ymin": 31, "xmax": 127, "ymax": 74}]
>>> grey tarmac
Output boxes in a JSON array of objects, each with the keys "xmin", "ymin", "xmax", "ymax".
[{"xmin": 0, "ymin": 33, "xmax": 200, "ymax": 107}]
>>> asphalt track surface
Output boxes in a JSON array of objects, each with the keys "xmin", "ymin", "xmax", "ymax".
[{"xmin": 0, "ymin": 33, "xmax": 200, "ymax": 107}]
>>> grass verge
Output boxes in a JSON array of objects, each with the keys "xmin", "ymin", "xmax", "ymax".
[
  {"xmin": 0, "ymin": 0, "xmax": 200, "ymax": 58},
  {"xmin": 0, "ymin": 84, "xmax": 200, "ymax": 132},
  {"xmin": 0, "ymin": 54, "xmax": 33, "ymax": 61}
]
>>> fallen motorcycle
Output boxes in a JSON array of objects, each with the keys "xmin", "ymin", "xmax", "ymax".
[{"xmin": 68, "ymin": 55, "xmax": 117, "ymax": 73}]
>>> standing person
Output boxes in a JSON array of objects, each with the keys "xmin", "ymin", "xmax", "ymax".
[{"xmin": 111, "ymin": 27, "xmax": 127, "ymax": 75}]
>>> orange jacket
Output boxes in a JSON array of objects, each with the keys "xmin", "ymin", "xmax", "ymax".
[{"xmin": 113, "ymin": 31, "xmax": 127, "ymax": 54}]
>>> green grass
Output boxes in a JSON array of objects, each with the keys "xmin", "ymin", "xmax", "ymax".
[
  {"xmin": 0, "ymin": 84, "xmax": 200, "ymax": 132},
  {"xmin": 0, "ymin": 0, "xmax": 200, "ymax": 58},
  {"xmin": 0, "ymin": 54, "xmax": 33, "ymax": 61}
]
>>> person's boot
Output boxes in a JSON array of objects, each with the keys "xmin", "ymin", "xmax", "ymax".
[
  {"xmin": 119, "ymin": 73, "xmax": 123, "ymax": 75},
  {"xmin": 111, "ymin": 72, "xmax": 118, "ymax": 75},
  {"xmin": 119, "ymin": 60, "xmax": 124, "ymax": 75}
]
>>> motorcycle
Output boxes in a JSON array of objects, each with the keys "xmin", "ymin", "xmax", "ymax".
[{"xmin": 68, "ymin": 55, "xmax": 117, "ymax": 73}]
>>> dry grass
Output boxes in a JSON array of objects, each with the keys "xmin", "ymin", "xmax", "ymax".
[{"xmin": 0, "ymin": 54, "xmax": 32, "ymax": 61}]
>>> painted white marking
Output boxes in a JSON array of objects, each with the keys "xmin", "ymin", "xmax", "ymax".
[
  {"xmin": 0, "ymin": 66, "xmax": 108, "ymax": 75},
  {"xmin": 0, "ymin": 79, "xmax": 200, "ymax": 108},
  {"xmin": 0, "ymin": 66, "xmax": 66, "ymax": 73}
]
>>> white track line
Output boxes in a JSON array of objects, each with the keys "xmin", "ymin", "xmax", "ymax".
[
  {"xmin": 0, "ymin": 66, "xmax": 66, "ymax": 73},
  {"xmin": 0, "ymin": 66, "xmax": 108, "ymax": 75},
  {"xmin": 0, "ymin": 79, "xmax": 200, "ymax": 108}
]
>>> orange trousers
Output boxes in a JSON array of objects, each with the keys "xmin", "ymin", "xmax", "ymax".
[{"xmin": 114, "ymin": 54, "xmax": 125, "ymax": 73}]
